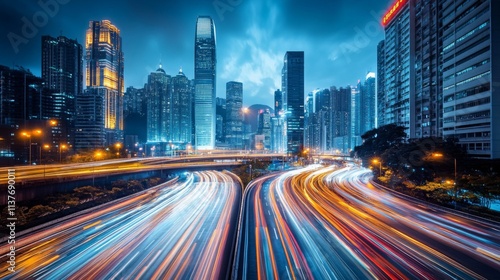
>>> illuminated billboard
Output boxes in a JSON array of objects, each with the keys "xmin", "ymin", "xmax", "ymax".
[{"xmin": 382, "ymin": 0, "xmax": 408, "ymax": 26}]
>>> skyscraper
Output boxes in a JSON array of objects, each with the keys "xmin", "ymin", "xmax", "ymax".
[
  {"xmin": 274, "ymin": 89, "xmax": 283, "ymax": 115},
  {"xmin": 351, "ymin": 83, "xmax": 361, "ymax": 149},
  {"xmin": 0, "ymin": 66, "xmax": 46, "ymax": 164},
  {"xmin": 257, "ymin": 109, "xmax": 271, "ymax": 150},
  {"xmin": 225, "ymin": 81, "xmax": 243, "ymax": 149},
  {"xmin": 377, "ymin": 40, "xmax": 385, "ymax": 128},
  {"xmin": 146, "ymin": 65, "xmax": 171, "ymax": 143},
  {"xmin": 215, "ymin": 97, "xmax": 226, "ymax": 143},
  {"xmin": 331, "ymin": 86, "xmax": 351, "ymax": 153},
  {"xmin": 305, "ymin": 91, "xmax": 315, "ymax": 149},
  {"xmin": 316, "ymin": 88, "xmax": 331, "ymax": 152},
  {"xmin": 41, "ymin": 35, "xmax": 83, "ymax": 151},
  {"xmin": 360, "ymin": 72, "xmax": 376, "ymax": 135},
  {"xmin": 379, "ymin": 0, "xmax": 414, "ymax": 137},
  {"xmin": 441, "ymin": 0, "xmax": 499, "ymax": 158},
  {"xmin": 282, "ymin": 51, "xmax": 304, "ymax": 154},
  {"xmin": 85, "ymin": 20, "xmax": 124, "ymax": 146},
  {"xmin": 194, "ymin": 16, "xmax": 216, "ymax": 150},
  {"xmin": 171, "ymin": 69, "xmax": 192, "ymax": 144}
]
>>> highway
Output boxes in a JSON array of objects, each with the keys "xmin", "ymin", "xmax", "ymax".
[
  {"xmin": 0, "ymin": 170, "xmax": 242, "ymax": 279},
  {"xmin": 0, "ymin": 152, "xmax": 282, "ymax": 184},
  {"xmin": 235, "ymin": 165, "xmax": 500, "ymax": 279}
]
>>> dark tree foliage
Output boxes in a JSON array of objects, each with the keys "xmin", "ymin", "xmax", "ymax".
[{"xmin": 353, "ymin": 124, "xmax": 407, "ymax": 162}]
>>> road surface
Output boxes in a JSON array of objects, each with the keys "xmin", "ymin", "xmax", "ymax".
[
  {"xmin": 235, "ymin": 165, "xmax": 500, "ymax": 279},
  {"xmin": 1, "ymin": 170, "xmax": 241, "ymax": 279}
]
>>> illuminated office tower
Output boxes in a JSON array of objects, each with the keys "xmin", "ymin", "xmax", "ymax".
[
  {"xmin": 379, "ymin": 0, "xmax": 441, "ymax": 139},
  {"xmin": 41, "ymin": 35, "xmax": 82, "ymax": 152},
  {"xmin": 331, "ymin": 86, "xmax": 351, "ymax": 153},
  {"xmin": 225, "ymin": 81, "xmax": 243, "ymax": 149},
  {"xmin": 441, "ymin": 0, "xmax": 500, "ymax": 158},
  {"xmin": 194, "ymin": 16, "xmax": 216, "ymax": 150},
  {"xmin": 85, "ymin": 20, "xmax": 124, "ymax": 146},
  {"xmin": 146, "ymin": 65, "xmax": 171, "ymax": 143},
  {"xmin": 282, "ymin": 51, "xmax": 304, "ymax": 154},
  {"xmin": 379, "ymin": 0, "xmax": 413, "ymax": 137},
  {"xmin": 171, "ymin": 69, "xmax": 192, "ymax": 144},
  {"xmin": 360, "ymin": 72, "xmax": 376, "ymax": 135}
]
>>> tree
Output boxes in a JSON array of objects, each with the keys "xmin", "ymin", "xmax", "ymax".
[
  {"xmin": 354, "ymin": 124, "xmax": 407, "ymax": 160},
  {"xmin": 27, "ymin": 205, "xmax": 55, "ymax": 220},
  {"xmin": 74, "ymin": 186, "xmax": 104, "ymax": 201}
]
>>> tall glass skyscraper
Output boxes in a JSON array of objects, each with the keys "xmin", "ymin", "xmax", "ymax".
[
  {"xmin": 379, "ymin": 0, "xmax": 413, "ymax": 138},
  {"xmin": 282, "ymin": 51, "xmax": 304, "ymax": 154},
  {"xmin": 41, "ymin": 35, "xmax": 83, "ymax": 153},
  {"xmin": 146, "ymin": 65, "xmax": 171, "ymax": 143},
  {"xmin": 225, "ymin": 81, "xmax": 243, "ymax": 149},
  {"xmin": 360, "ymin": 72, "xmax": 376, "ymax": 135},
  {"xmin": 85, "ymin": 20, "xmax": 124, "ymax": 146},
  {"xmin": 171, "ymin": 69, "xmax": 192, "ymax": 144},
  {"xmin": 194, "ymin": 16, "xmax": 216, "ymax": 150}
]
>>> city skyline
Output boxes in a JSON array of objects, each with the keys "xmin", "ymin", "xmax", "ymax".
[{"xmin": 0, "ymin": 0, "xmax": 391, "ymax": 107}]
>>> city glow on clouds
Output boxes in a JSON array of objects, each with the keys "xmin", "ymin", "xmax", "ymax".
[{"xmin": 0, "ymin": 0, "xmax": 390, "ymax": 107}]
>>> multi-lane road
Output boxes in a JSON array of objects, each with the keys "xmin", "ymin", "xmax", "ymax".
[
  {"xmin": 2, "ymin": 164, "xmax": 500, "ymax": 279},
  {"xmin": 0, "ymin": 170, "xmax": 242, "ymax": 279},
  {"xmin": 235, "ymin": 165, "xmax": 500, "ymax": 279}
]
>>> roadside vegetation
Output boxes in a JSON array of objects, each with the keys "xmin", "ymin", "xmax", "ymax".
[
  {"xmin": 0, "ymin": 177, "xmax": 166, "ymax": 236},
  {"xmin": 354, "ymin": 124, "xmax": 500, "ymax": 221}
]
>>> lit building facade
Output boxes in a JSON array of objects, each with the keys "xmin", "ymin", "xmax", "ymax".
[
  {"xmin": 379, "ymin": 0, "xmax": 414, "ymax": 137},
  {"xmin": 0, "ymin": 66, "xmax": 47, "ymax": 164},
  {"xmin": 331, "ymin": 86, "xmax": 351, "ymax": 153},
  {"xmin": 75, "ymin": 90, "xmax": 105, "ymax": 150},
  {"xmin": 360, "ymin": 72, "xmax": 376, "ymax": 135},
  {"xmin": 146, "ymin": 65, "xmax": 171, "ymax": 143},
  {"xmin": 351, "ymin": 84, "xmax": 362, "ymax": 149},
  {"xmin": 282, "ymin": 51, "xmax": 305, "ymax": 154},
  {"xmin": 257, "ymin": 109, "xmax": 271, "ymax": 150},
  {"xmin": 194, "ymin": 16, "xmax": 217, "ymax": 150},
  {"xmin": 377, "ymin": 40, "xmax": 385, "ymax": 128},
  {"xmin": 41, "ymin": 35, "xmax": 83, "ymax": 152},
  {"xmin": 225, "ymin": 81, "xmax": 243, "ymax": 149},
  {"xmin": 171, "ymin": 69, "xmax": 192, "ymax": 144},
  {"xmin": 441, "ymin": 0, "xmax": 500, "ymax": 158},
  {"xmin": 85, "ymin": 20, "xmax": 124, "ymax": 146},
  {"xmin": 271, "ymin": 115, "xmax": 286, "ymax": 153}
]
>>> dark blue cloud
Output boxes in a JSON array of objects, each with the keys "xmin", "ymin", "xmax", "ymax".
[{"xmin": 0, "ymin": 0, "xmax": 392, "ymax": 107}]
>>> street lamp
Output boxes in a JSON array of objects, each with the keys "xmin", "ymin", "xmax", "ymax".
[
  {"xmin": 372, "ymin": 158, "xmax": 382, "ymax": 175},
  {"xmin": 115, "ymin": 143, "xmax": 122, "ymax": 158},
  {"xmin": 59, "ymin": 144, "xmax": 67, "ymax": 163},
  {"xmin": 432, "ymin": 153, "xmax": 458, "ymax": 208},
  {"xmin": 21, "ymin": 130, "xmax": 42, "ymax": 165},
  {"xmin": 43, "ymin": 144, "xmax": 50, "ymax": 163},
  {"xmin": 93, "ymin": 151, "xmax": 102, "ymax": 187}
]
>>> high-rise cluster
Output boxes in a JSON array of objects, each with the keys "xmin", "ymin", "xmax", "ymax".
[{"xmin": 378, "ymin": 0, "xmax": 499, "ymax": 158}]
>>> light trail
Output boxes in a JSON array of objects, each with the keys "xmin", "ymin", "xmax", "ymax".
[
  {"xmin": 0, "ymin": 170, "xmax": 242, "ymax": 279},
  {"xmin": 235, "ymin": 165, "xmax": 500, "ymax": 279}
]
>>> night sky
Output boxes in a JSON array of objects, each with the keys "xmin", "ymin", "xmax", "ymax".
[{"xmin": 0, "ymin": 0, "xmax": 392, "ymax": 107}]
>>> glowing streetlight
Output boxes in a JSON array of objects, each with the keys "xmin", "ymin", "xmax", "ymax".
[
  {"xmin": 59, "ymin": 144, "xmax": 67, "ymax": 163},
  {"xmin": 92, "ymin": 151, "xmax": 102, "ymax": 187},
  {"xmin": 372, "ymin": 158, "xmax": 382, "ymax": 175},
  {"xmin": 21, "ymin": 129, "xmax": 42, "ymax": 165},
  {"xmin": 115, "ymin": 143, "xmax": 122, "ymax": 158},
  {"xmin": 432, "ymin": 152, "xmax": 458, "ymax": 208}
]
